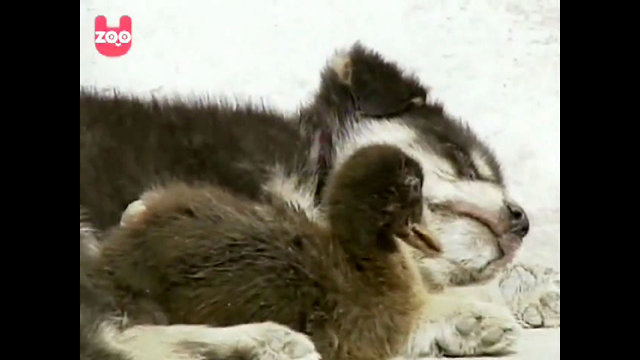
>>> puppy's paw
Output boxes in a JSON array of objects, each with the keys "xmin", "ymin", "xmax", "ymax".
[
  {"xmin": 439, "ymin": 310, "xmax": 519, "ymax": 356},
  {"xmin": 409, "ymin": 298, "xmax": 520, "ymax": 357},
  {"xmin": 518, "ymin": 291, "xmax": 560, "ymax": 328},
  {"xmin": 248, "ymin": 322, "xmax": 321, "ymax": 360},
  {"xmin": 500, "ymin": 263, "xmax": 560, "ymax": 328}
]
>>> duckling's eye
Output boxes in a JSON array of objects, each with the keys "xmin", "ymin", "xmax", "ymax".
[
  {"xmin": 466, "ymin": 170, "xmax": 477, "ymax": 181},
  {"xmin": 403, "ymin": 174, "xmax": 418, "ymax": 186}
]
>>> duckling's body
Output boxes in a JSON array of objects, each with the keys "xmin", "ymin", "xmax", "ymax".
[{"xmin": 93, "ymin": 145, "xmax": 434, "ymax": 360}]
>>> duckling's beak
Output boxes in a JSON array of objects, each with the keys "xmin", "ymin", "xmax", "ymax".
[{"xmin": 397, "ymin": 224, "xmax": 442, "ymax": 258}]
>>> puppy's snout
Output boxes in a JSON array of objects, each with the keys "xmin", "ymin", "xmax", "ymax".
[{"xmin": 506, "ymin": 202, "xmax": 529, "ymax": 238}]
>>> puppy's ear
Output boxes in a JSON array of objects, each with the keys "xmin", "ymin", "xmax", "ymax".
[
  {"xmin": 334, "ymin": 43, "xmax": 428, "ymax": 117},
  {"xmin": 329, "ymin": 51, "xmax": 353, "ymax": 85}
]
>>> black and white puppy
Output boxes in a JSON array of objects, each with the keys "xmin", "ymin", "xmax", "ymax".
[{"xmin": 79, "ymin": 43, "xmax": 558, "ymax": 360}]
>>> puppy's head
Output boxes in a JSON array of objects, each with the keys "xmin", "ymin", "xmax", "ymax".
[
  {"xmin": 409, "ymin": 120, "xmax": 529, "ymax": 288},
  {"xmin": 325, "ymin": 144, "xmax": 441, "ymax": 258},
  {"xmin": 322, "ymin": 44, "xmax": 529, "ymax": 288}
]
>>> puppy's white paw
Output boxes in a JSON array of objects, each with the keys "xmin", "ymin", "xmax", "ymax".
[
  {"xmin": 439, "ymin": 311, "xmax": 519, "ymax": 356},
  {"xmin": 500, "ymin": 264, "xmax": 560, "ymax": 328},
  {"xmin": 248, "ymin": 322, "xmax": 321, "ymax": 360},
  {"xmin": 516, "ymin": 288, "xmax": 560, "ymax": 328},
  {"xmin": 409, "ymin": 299, "xmax": 520, "ymax": 357}
]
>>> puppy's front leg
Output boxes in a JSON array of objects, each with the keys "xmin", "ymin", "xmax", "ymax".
[
  {"xmin": 499, "ymin": 262, "xmax": 560, "ymax": 328},
  {"xmin": 405, "ymin": 292, "xmax": 521, "ymax": 358},
  {"xmin": 101, "ymin": 322, "xmax": 320, "ymax": 360}
]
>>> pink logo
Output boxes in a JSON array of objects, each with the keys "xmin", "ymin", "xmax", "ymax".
[{"xmin": 94, "ymin": 16, "xmax": 132, "ymax": 57}]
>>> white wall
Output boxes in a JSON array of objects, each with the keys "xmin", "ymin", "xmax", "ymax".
[{"xmin": 80, "ymin": 0, "xmax": 560, "ymax": 270}]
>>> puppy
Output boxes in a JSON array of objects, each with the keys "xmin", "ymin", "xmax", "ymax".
[{"xmin": 90, "ymin": 144, "xmax": 441, "ymax": 360}]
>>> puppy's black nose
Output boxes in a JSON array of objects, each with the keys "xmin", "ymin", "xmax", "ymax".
[{"xmin": 506, "ymin": 202, "xmax": 529, "ymax": 238}]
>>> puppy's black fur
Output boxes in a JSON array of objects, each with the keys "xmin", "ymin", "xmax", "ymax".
[
  {"xmin": 80, "ymin": 44, "xmax": 434, "ymax": 231},
  {"xmin": 80, "ymin": 93, "xmax": 313, "ymax": 230}
]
